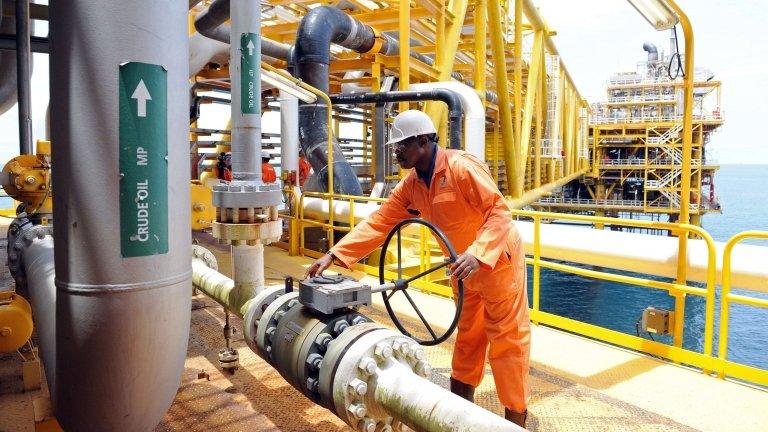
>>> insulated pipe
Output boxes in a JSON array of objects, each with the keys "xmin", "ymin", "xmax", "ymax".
[
  {"xmin": 15, "ymin": 0, "xmax": 31, "ymax": 155},
  {"xmin": 374, "ymin": 104, "xmax": 385, "ymax": 183},
  {"xmin": 229, "ymin": 0, "xmax": 262, "ymax": 182},
  {"xmin": 643, "ymin": 42, "xmax": 659, "ymax": 63},
  {"xmin": 410, "ymin": 82, "xmax": 485, "ymax": 159},
  {"xmin": 280, "ymin": 89, "xmax": 299, "ymax": 180},
  {"xmin": 194, "ymin": 0, "xmax": 291, "ymax": 60},
  {"xmin": 16, "ymin": 232, "xmax": 56, "ymax": 396},
  {"xmin": 374, "ymin": 361, "xmax": 523, "ymax": 431},
  {"xmin": 330, "ymin": 90, "xmax": 464, "ymax": 150},
  {"xmin": 294, "ymin": 6, "xmax": 389, "ymax": 196},
  {"xmin": 0, "ymin": 11, "xmax": 19, "ymax": 116},
  {"xmin": 50, "ymin": 1, "xmax": 191, "ymax": 430}
]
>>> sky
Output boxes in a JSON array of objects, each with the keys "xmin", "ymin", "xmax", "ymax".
[
  {"xmin": 1, "ymin": 1, "xmax": 767, "ymax": 164},
  {"xmin": 534, "ymin": 0, "xmax": 768, "ymax": 164}
]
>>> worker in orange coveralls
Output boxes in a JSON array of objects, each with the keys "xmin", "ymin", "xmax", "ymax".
[
  {"xmin": 298, "ymin": 149, "xmax": 311, "ymax": 187},
  {"xmin": 305, "ymin": 110, "xmax": 530, "ymax": 427},
  {"xmin": 261, "ymin": 150, "xmax": 277, "ymax": 183}
]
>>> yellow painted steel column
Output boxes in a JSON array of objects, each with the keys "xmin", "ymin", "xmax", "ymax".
[
  {"xmin": 487, "ymin": 0, "xmax": 517, "ymax": 196},
  {"xmin": 514, "ymin": 0, "xmax": 523, "ymax": 163},
  {"xmin": 666, "ymin": 0, "xmax": 695, "ymax": 348},
  {"xmin": 519, "ymin": 31, "xmax": 544, "ymax": 193},
  {"xmin": 424, "ymin": 0, "xmax": 471, "ymax": 124},
  {"xmin": 473, "ymin": 0, "xmax": 486, "ymax": 104},
  {"xmin": 534, "ymin": 86, "xmax": 542, "ymax": 188},
  {"xmin": 399, "ymin": 0, "xmax": 410, "ymax": 112}
]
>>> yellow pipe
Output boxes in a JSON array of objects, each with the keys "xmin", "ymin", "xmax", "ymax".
[
  {"xmin": 506, "ymin": 169, "xmax": 585, "ymax": 210},
  {"xmin": 487, "ymin": 0, "xmax": 518, "ymax": 196},
  {"xmin": 718, "ymin": 231, "xmax": 768, "ymax": 377}
]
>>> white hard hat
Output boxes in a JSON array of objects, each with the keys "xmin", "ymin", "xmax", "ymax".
[
  {"xmin": 386, "ymin": 110, "xmax": 437, "ymax": 145},
  {"xmin": 261, "ymin": 150, "xmax": 270, "ymax": 159}
]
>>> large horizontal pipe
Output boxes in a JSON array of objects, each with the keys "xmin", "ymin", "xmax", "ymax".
[
  {"xmin": 330, "ymin": 89, "xmax": 464, "ymax": 150},
  {"xmin": 410, "ymin": 82, "xmax": 485, "ymax": 159},
  {"xmin": 299, "ymin": 196, "xmax": 768, "ymax": 293},
  {"xmin": 193, "ymin": 0, "xmax": 291, "ymax": 60}
]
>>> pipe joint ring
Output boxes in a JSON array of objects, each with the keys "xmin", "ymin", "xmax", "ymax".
[
  {"xmin": 192, "ymin": 245, "xmax": 218, "ymax": 271},
  {"xmin": 366, "ymin": 27, "xmax": 385, "ymax": 55}
]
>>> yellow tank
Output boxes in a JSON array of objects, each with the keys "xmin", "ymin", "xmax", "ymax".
[{"xmin": 0, "ymin": 291, "xmax": 33, "ymax": 353}]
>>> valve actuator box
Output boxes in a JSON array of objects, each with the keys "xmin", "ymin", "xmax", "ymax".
[{"xmin": 299, "ymin": 274, "xmax": 371, "ymax": 314}]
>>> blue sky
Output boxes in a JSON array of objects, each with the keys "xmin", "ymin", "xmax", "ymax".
[
  {"xmin": 535, "ymin": 0, "xmax": 768, "ymax": 164},
  {"xmin": 1, "ymin": 1, "xmax": 766, "ymax": 164}
]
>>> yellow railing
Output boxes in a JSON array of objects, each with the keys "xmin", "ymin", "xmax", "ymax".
[
  {"xmin": 290, "ymin": 193, "xmax": 768, "ymax": 386},
  {"xmin": 718, "ymin": 231, "xmax": 768, "ymax": 384}
]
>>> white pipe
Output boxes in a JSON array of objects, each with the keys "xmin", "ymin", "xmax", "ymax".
[
  {"xmin": 340, "ymin": 70, "xmax": 370, "ymax": 94},
  {"xmin": 410, "ymin": 82, "xmax": 485, "ymax": 160},
  {"xmin": 20, "ymin": 235, "xmax": 56, "ymax": 396},
  {"xmin": 374, "ymin": 361, "xmax": 523, "ymax": 431},
  {"xmin": 300, "ymin": 198, "xmax": 768, "ymax": 293},
  {"xmin": 232, "ymin": 243, "xmax": 265, "ymax": 301},
  {"xmin": 189, "ymin": 31, "xmax": 229, "ymax": 78},
  {"xmin": 280, "ymin": 90, "xmax": 299, "ymax": 179}
]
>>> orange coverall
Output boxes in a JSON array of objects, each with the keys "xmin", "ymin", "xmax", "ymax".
[
  {"xmin": 329, "ymin": 148, "xmax": 530, "ymax": 412},
  {"xmin": 262, "ymin": 162, "xmax": 277, "ymax": 183}
]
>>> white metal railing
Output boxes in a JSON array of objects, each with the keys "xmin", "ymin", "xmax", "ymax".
[
  {"xmin": 535, "ymin": 196, "xmax": 700, "ymax": 212},
  {"xmin": 590, "ymin": 113, "xmax": 723, "ymax": 125},
  {"xmin": 599, "ymin": 158, "xmax": 646, "ymax": 166},
  {"xmin": 608, "ymin": 94, "xmax": 677, "ymax": 103},
  {"xmin": 540, "ymin": 138, "xmax": 562, "ymax": 158}
]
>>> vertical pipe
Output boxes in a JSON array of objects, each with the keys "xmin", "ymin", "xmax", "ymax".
[
  {"xmin": 50, "ymin": 1, "xmax": 191, "ymax": 430},
  {"xmin": 374, "ymin": 104, "xmax": 386, "ymax": 183},
  {"xmin": 231, "ymin": 243, "xmax": 264, "ymax": 307},
  {"xmin": 280, "ymin": 90, "xmax": 299, "ymax": 179},
  {"xmin": 16, "ymin": 0, "xmax": 32, "ymax": 155},
  {"xmin": 230, "ymin": 0, "xmax": 262, "ymax": 182}
]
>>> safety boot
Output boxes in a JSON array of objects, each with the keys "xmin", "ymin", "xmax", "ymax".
[
  {"xmin": 504, "ymin": 408, "xmax": 527, "ymax": 428},
  {"xmin": 449, "ymin": 377, "xmax": 475, "ymax": 402}
]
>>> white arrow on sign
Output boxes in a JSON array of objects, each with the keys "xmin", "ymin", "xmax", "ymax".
[
  {"xmin": 131, "ymin": 79, "xmax": 152, "ymax": 118},
  {"xmin": 247, "ymin": 40, "xmax": 255, "ymax": 56}
]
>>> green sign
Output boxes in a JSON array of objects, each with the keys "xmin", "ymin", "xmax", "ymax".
[
  {"xmin": 240, "ymin": 32, "xmax": 259, "ymax": 114},
  {"xmin": 118, "ymin": 62, "xmax": 168, "ymax": 257}
]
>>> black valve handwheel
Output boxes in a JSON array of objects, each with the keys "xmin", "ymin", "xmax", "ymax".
[{"xmin": 379, "ymin": 218, "xmax": 463, "ymax": 346}]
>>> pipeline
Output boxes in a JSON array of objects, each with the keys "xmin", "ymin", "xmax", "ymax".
[
  {"xmin": 15, "ymin": 0, "xmax": 31, "ymax": 154},
  {"xmin": 49, "ymin": 1, "xmax": 191, "ymax": 430},
  {"xmin": 7, "ymin": 220, "xmax": 55, "ymax": 394},
  {"xmin": 330, "ymin": 90, "xmax": 463, "ymax": 150},
  {"xmin": 409, "ymin": 82, "xmax": 485, "ymax": 159},
  {"xmin": 194, "ymin": 0, "xmax": 291, "ymax": 60},
  {"xmin": 191, "ymin": 259, "xmax": 522, "ymax": 431}
]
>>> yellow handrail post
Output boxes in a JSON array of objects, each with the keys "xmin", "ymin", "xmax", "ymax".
[{"xmin": 532, "ymin": 215, "xmax": 541, "ymax": 324}]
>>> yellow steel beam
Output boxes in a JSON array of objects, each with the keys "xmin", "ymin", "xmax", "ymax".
[
  {"xmin": 423, "ymin": 0, "xmax": 471, "ymax": 136},
  {"xmin": 487, "ymin": 0, "xmax": 517, "ymax": 196},
  {"xmin": 518, "ymin": 30, "xmax": 544, "ymax": 194},
  {"xmin": 473, "ymin": 0, "xmax": 487, "ymax": 104},
  {"xmin": 399, "ymin": 0, "xmax": 410, "ymax": 112}
]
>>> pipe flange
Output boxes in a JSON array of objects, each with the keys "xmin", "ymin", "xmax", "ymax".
[
  {"xmin": 191, "ymin": 245, "xmax": 218, "ymax": 271},
  {"xmin": 211, "ymin": 220, "xmax": 282, "ymax": 245},
  {"xmin": 7, "ymin": 219, "xmax": 53, "ymax": 290},
  {"xmin": 212, "ymin": 183, "xmax": 282, "ymax": 208},
  {"xmin": 327, "ymin": 328, "xmax": 429, "ymax": 430},
  {"xmin": 254, "ymin": 291, "xmax": 299, "ymax": 361},
  {"xmin": 243, "ymin": 286, "xmax": 285, "ymax": 353}
]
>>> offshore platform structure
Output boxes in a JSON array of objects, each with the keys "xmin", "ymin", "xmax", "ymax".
[{"xmin": 534, "ymin": 34, "xmax": 724, "ymax": 227}]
